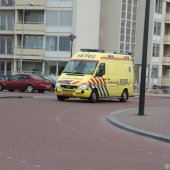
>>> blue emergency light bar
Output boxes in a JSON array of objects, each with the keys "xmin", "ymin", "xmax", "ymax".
[{"xmin": 80, "ymin": 49, "xmax": 105, "ymax": 53}]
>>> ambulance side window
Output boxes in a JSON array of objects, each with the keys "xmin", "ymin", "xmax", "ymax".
[{"xmin": 96, "ymin": 63, "xmax": 105, "ymax": 77}]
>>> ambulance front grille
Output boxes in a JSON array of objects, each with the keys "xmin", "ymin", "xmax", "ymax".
[{"xmin": 61, "ymin": 85, "xmax": 78, "ymax": 90}]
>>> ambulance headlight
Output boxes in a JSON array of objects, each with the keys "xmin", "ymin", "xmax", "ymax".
[
  {"xmin": 55, "ymin": 82, "xmax": 61, "ymax": 88},
  {"xmin": 79, "ymin": 84, "xmax": 89, "ymax": 90}
]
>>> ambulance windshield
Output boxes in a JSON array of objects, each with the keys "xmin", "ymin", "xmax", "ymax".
[{"xmin": 63, "ymin": 60, "xmax": 98, "ymax": 75}]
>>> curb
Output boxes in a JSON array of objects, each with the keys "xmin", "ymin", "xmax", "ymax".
[
  {"xmin": 0, "ymin": 96, "xmax": 33, "ymax": 99},
  {"xmin": 107, "ymin": 108, "xmax": 170, "ymax": 143}
]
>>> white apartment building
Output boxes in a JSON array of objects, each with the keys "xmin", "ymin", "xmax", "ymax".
[{"xmin": 0, "ymin": 0, "xmax": 170, "ymax": 91}]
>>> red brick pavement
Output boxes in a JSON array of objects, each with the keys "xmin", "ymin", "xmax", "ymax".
[{"xmin": 0, "ymin": 93, "xmax": 169, "ymax": 170}]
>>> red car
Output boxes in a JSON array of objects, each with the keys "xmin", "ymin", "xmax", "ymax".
[{"xmin": 0, "ymin": 74, "xmax": 51, "ymax": 93}]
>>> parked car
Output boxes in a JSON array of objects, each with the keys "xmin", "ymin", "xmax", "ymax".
[
  {"xmin": 0, "ymin": 74, "xmax": 51, "ymax": 93},
  {"xmin": 38, "ymin": 75, "xmax": 56, "ymax": 89},
  {"xmin": 0, "ymin": 74, "xmax": 9, "ymax": 80}
]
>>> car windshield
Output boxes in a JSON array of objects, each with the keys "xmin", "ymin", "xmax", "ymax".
[{"xmin": 63, "ymin": 60, "xmax": 98, "ymax": 75}]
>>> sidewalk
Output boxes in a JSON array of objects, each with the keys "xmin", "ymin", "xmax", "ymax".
[{"xmin": 108, "ymin": 107, "xmax": 170, "ymax": 143}]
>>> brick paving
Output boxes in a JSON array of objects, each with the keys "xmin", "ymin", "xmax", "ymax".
[{"xmin": 0, "ymin": 92, "xmax": 169, "ymax": 170}]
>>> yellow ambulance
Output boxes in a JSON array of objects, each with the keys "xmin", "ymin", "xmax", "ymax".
[{"xmin": 55, "ymin": 49, "xmax": 134, "ymax": 103}]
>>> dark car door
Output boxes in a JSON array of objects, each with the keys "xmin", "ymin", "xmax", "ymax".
[
  {"xmin": 16, "ymin": 74, "xmax": 30, "ymax": 90},
  {"xmin": 5, "ymin": 74, "xmax": 20, "ymax": 90}
]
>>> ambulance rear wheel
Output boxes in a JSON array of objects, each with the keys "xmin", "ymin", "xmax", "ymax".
[
  {"xmin": 57, "ymin": 96, "xmax": 66, "ymax": 101},
  {"xmin": 88, "ymin": 89, "xmax": 99, "ymax": 103},
  {"xmin": 119, "ymin": 90, "xmax": 128, "ymax": 102}
]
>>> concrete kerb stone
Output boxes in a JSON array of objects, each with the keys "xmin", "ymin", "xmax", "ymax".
[
  {"xmin": 107, "ymin": 108, "xmax": 170, "ymax": 143},
  {"xmin": 0, "ymin": 96, "xmax": 33, "ymax": 99},
  {"xmin": 0, "ymin": 95, "xmax": 56, "ymax": 99}
]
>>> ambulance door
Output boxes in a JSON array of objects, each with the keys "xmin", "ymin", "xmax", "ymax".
[{"xmin": 95, "ymin": 63, "xmax": 112, "ymax": 97}]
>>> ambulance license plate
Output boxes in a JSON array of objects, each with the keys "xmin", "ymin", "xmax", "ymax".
[{"xmin": 63, "ymin": 91, "xmax": 73, "ymax": 96}]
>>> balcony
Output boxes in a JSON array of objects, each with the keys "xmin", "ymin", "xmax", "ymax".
[
  {"xmin": 14, "ymin": 47, "xmax": 45, "ymax": 58},
  {"xmin": 162, "ymin": 56, "xmax": 170, "ymax": 65},
  {"xmin": 15, "ymin": 23, "xmax": 45, "ymax": 33},
  {"xmin": 15, "ymin": 0, "xmax": 46, "ymax": 9},
  {"xmin": 164, "ymin": 35, "xmax": 170, "ymax": 44},
  {"xmin": 165, "ymin": 13, "xmax": 170, "ymax": 23},
  {"xmin": 161, "ymin": 77, "xmax": 170, "ymax": 86}
]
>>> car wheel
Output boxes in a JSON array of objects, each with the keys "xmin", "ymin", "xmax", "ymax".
[
  {"xmin": 119, "ymin": 90, "xmax": 128, "ymax": 102},
  {"xmin": 88, "ymin": 89, "xmax": 99, "ymax": 103},
  {"xmin": 26, "ymin": 85, "xmax": 34, "ymax": 93},
  {"xmin": 9, "ymin": 89, "xmax": 14, "ymax": 92},
  {"xmin": 0, "ymin": 84, "xmax": 4, "ymax": 91},
  {"xmin": 57, "ymin": 96, "xmax": 66, "ymax": 101}
]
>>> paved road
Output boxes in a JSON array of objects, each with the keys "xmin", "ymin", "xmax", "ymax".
[{"xmin": 0, "ymin": 92, "xmax": 170, "ymax": 170}]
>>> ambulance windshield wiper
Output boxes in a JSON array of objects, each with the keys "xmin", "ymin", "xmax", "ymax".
[
  {"xmin": 74, "ymin": 72, "xmax": 84, "ymax": 75},
  {"xmin": 65, "ymin": 72, "xmax": 84, "ymax": 76},
  {"xmin": 63, "ymin": 71, "xmax": 72, "ymax": 73}
]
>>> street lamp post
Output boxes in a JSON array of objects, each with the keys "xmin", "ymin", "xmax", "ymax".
[
  {"xmin": 69, "ymin": 34, "xmax": 76, "ymax": 58},
  {"xmin": 138, "ymin": 0, "xmax": 150, "ymax": 115},
  {"xmin": 20, "ymin": 2, "xmax": 34, "ymax": 73}
]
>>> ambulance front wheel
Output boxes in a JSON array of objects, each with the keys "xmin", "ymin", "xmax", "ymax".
[
  {"xmin": 119, "ymin": 90, "xmax": 128, "ymax": 102},
  {"xmin": 88, "ymin": 89, "xmax": 99, "ymax": 103},
  {"xmin": 57, "ymin": 96, "xmax": 66, "ymax": 101}
]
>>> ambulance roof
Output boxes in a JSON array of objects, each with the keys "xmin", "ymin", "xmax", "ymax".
[{"xmin": 72, "ymin": 51, "xmax": 132, "ymax": 61}]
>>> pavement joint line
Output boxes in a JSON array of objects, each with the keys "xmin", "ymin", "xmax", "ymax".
[{"xmin": 107, "ymin": 108, "xmax": 170, "ymax": 144}]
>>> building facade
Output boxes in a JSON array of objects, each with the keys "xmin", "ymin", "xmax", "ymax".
[{"xmin": 0, "ymin": 0, "xmax": 170, "ymax": 91}]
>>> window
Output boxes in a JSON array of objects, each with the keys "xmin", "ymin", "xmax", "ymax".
[
  {"xmin": 45, "ymin": 36, "xmax": 70, "ymax": 52},
  {"xmin": 122, "ymin": 4, "xmax": 126, "ymax": 12},
  {"xmin": 19, "ymin": 75, "xmax": 30, "ymax": 80},
  {"xmin": 63, "ymin": 60, "xmax": 98, "ymax": 75},
  {"xmin": 152, "ymin": 65, "xmax": 159, "ymax": 78},
  {"xmin": 152, "ymin": 43, "xmax": 160, "ymax": 57},
  {"xmin": 121, "ymin": 20, "xmax": 126, "ymax": 27},
  {"xmin": 10, "ymin": 74, "xmax": 20, "ymax": 80},
  {"xmin": 134, "ymin": 0, "xmax": 137, "ymax": 6},
  {"xmin": 125, "ymin": 44, "xmax": 130, "ymax": 51},
  {"xmin": 59, "ymin": 36, "xmax": 70, "ymax": 51},
  {"xmin": 25, "ymin": 11, "xmax": 44, "ymax": 23},
  {"xmin": 127, "ymin": 5, "xmax": 132, "ymax": 13},
  {"xmin": 126, "ymin": 28, "xmax": 131, "ymax": 35},
  {"xmin": 0, "ymin": 0, "xmax": 14, "ymax": 6},
  {"xmin": 0, "ymin": 36, "xmax": 13, "ymax": 54},
  {"xmin": 46, "ymin": 36, "xmax": 58, "ymax": 51},
  {"xmin": 96, "ymin": 63, "xmax": 105, "ymax": 76},
  {"xmin": 46, "ymin": 11, "xmax": 59, "ymax": 26},
  {"xmin": 24, "ymin": 36, "xmax": 43, "ymax": 49},
  {"xmin": 126, "ymin": 36, "xmax": 130, "ymax": 42},
  {"xmin": 0, "ymin": 37, "xmax": 5, "ymax": 54},
  {"xmin": 121, "ymin": 27, "xmax": 125, "ymax": 34},
  {"xmin": 120, "ymin": 35, "xmax": 124, "ymax": 42},
  {"xmin": 120, "ymin": 0, "xmax": 137, "ymax": 54},
  {"xmin": 121, "ymin": 11, "xmax": 126, "ymax": 19},
  {"xmin": 46, "ymin": 10, "xmax": 72, "ymax": 27},
  {"xmin": 0, "ymin": 12, "xmax": 14, "ymax": 30},
  {"xmin": 155, "ymin": 0, "xmax": 163, "ymax": 14},
  {"xmin": 154, "ymin": 22, "xmax": 161, "ymax": 36},
  {"xmin": 128, "ymin": 0, "xmax": 132, "ymax": 5},
  {"xmin": 60, "ymin": 11, "xmax": 72, "ymax": 26},
  {"xmin": 7, "ymin": 37, "xmax": 13, "ymax": 54},
  {"xmin": 120, "ymin": 43, "xmax": 124, "ymax": 50}
]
